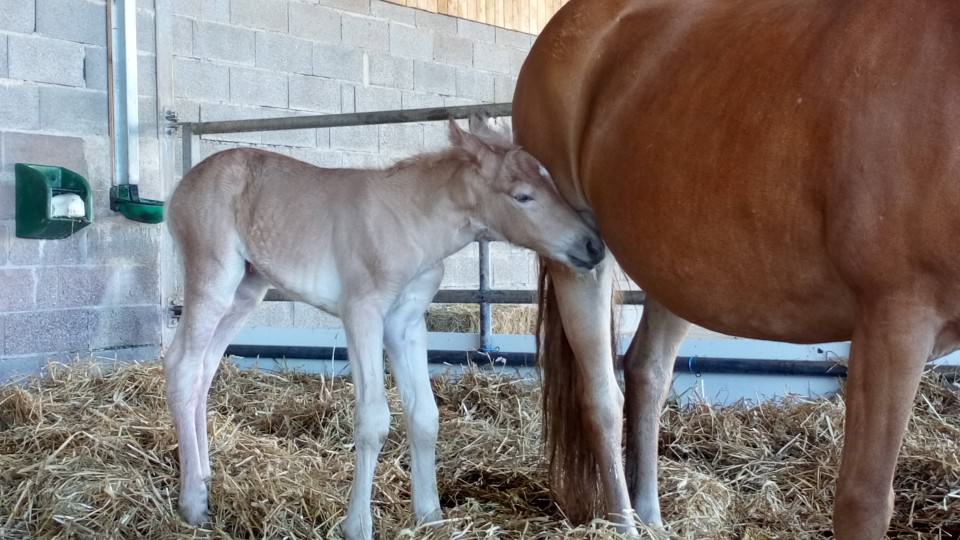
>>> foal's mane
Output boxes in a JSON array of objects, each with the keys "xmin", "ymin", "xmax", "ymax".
[{"xmin": 387, "ymin": 147, "xmax": 478, "ymax": 176}]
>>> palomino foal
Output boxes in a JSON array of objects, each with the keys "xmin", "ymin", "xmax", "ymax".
[{"xmin": 163, "ymin": 117, "xmax": 603, "ymax": 539}]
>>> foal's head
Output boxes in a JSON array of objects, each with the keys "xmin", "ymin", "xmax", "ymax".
[{"xmin": 448, "ymin": 116, "xmax": 604, "ymax": 270}]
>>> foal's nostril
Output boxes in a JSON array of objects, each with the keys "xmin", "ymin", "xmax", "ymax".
[{"xmin": 585, "ymin": 237, "xmax": 604, "ymax": 262}]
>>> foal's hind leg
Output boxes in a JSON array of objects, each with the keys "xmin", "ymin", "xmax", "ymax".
[
  {"xmin": 163, "ymin": 251, "xmax": 246, "ymax": 526},
  {"xmin": 623, "ymin": 299, "xmax": 689, "ymax": 526},
  {"xmin": 194, "ymin": 270, "xmax": 270, "ymax": 480},
  {"xmin": 384, "ymin": 267, "xmax": 443, "ymax": 524},
  {"xmin": 833, "ymin": 299, "xmax": 937, "ymax": 539}
]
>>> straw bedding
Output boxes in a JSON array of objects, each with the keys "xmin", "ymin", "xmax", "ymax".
[{"xmin": 0, "ymin": 360, "xmax": 958, "ymax": 539}]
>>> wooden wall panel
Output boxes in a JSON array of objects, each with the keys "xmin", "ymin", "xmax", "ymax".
[{"xmin": 385, "ymin": 0, "xmax": 570, "ymax": 34}]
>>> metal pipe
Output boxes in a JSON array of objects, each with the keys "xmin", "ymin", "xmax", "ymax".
[
  {"xmin": 108, "ymin": 0, "xmax": 140, "ymax": 186},
  {"xmin": 183, "ymin": 103, "xmax": 513, "ymax": 135},
  {"xmin": 222, "ymin": 344, "xmax": 861, "ymax": 378},
  {"xmin": 478, "ymin": 240, "xmax": 493, "ymax": 353}
]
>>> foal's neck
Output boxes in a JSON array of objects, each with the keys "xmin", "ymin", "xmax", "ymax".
[{"xmin": 382, "ymin": 150, "xmax": 483, "ymax": 263}]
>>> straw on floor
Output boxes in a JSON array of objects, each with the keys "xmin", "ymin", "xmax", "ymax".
[{"xmin": 0, "ymin": 360, "xmax": 958, "ymax": 539}]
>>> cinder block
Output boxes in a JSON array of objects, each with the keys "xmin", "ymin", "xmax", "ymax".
[
  {"xmin": 293, "ymin": 302, "xmax": 342, "ymax": 329},
  {"xmin": 8, "ymin": 234, "xmax": 84, "ymax": 266},
  {"xmin": 371, "ymin": 1, "xmax": 415, "ymax": 25},
  {"xmin": 440, "ymin": 243, "xmax": 479, "ymax": 289},
  {"xmin": 172, "ymin": 0, "xmax": 201, "ymax": 18},
  {"xmin": 230, "ymin": 66, "xmax": 288, "ymax": 108},
  {"xmin": 172, "ymin": 17, "xmax": 193, "ymax": 56},
  {"xmin": 414, "ymin": 61, "xmax": 456, "ymax": 95},
  {"xmin": 246, "ymin": 302, "xmax": 294, "ymax": 328},
  {"xmin": 194, "ymin": 21, "xmax": 256, "ymax": 65},
  {"xmin": 285, "ymin": 147, "xmax": 343, "ymax": 168},
  {"xmin": 261, "ymin": 111, "xmax": 317, "ymax": 148},
  {"xmin": 174, "ymin": 98, "xmax": 200, "ymax": 123},
  {"xmin": 472, "ymin": 41, "xmax": 515, "ymax": 74},
  {"xmin": 89, "ymin": 306, "xmax": 162, "ymax": 349},
  {"xmin": 317, "ymin": 128, "xmax": 331, "ymax": 147},
  {"xmin": 341, "ymin": 151, "xmax": 385, "ymax": 169},
  {"xmin": 256, "ymin": 32, "xmax": 312, "ymax": 74},
  {"xmin": 434, "ymin": 33, "xmax": 472, "ymax": 67},
  {"xmin": 330, "ymin": 125, "xmax": 379, "ymax": 152},
  {"xmin": 401, "ymin": 91, "xmax": 444, "ymax": 110},
  {"xmin": 313, "ymin": 43, "xmax": 363, "ymax": 82},
  {"xmin": 289, "ymin": 74, "xmax": 340, "ymax": 113},
  {"xmin": 423, "ymin": 121, "xmax": 451, "ymax": 150},
  {"xmin": 389, "ymin": 22, "xmax": 432, "ymax": 61},
  {"xmin": 0, "ymin": 269, "xmax": 35, "ymax": 312},
  {"xmin": 456, "ymin": 68, "xmax": 494, "ymax": 102},
  {"xmin": 9, "ymin": 35, "xmax": 85, "ymax": 87},
  {"xmin": 35, "ymin": 267, "xmax": 58, "ymax": 308},
  {"xmin": 342, "ymin": 14, "xmax": 389, "ymax": 52},
  {"xmin": 84, "ymin": 46, "xmax": 108, "ymax": 91},
  {"xmin": 198, "ymin": 102, "xmax": 262, "ymax": 144},
  {"xmin": 0, "ymin": 184, "xmax": 11, "ymax": 220},
  {"xmin": 457, "ymin": 19, "xmax": 495, "ymax": 43},
  {"xmin": 494, "ymin": 75, "xmax": 517, "ymax": 102},
  {"xmin": 1, "ymin": 132, "xmax": 87, "ymax": 176},
  {"xmin": 173, "ymin": 57, "xmax": 230, "ymax": 101},
  {"xmin": 232, "ymin": 0, "xmax": 287, "ymax": 32},
  {"xmin": 495, "ymin": 27, "xmax": 533, "ymax": 50},
  {"xmin": 37, "ymin": 0, "xmax": 107, "ymax": 46},
  {"xmin": 138, "ymin": 52, "xmax": 158, "ymax": 98},
  {"xmin": 379, "ymin": 124, "xmax": 423, "ymax": 154},
  {"xmin": 315, "ymin": 0, "xmax": 369, "ymax": 14},
  {"xmin": 490, "ymin": 243, "xmax": 537, "ymax": 289},
  {"xmin": 85, "ymin": 223, "xmax": 161, "ymax": 265},
  {"xmin": 0, "ymin": 222, "xmax": 8, "ymax": 266},
  {"xmin": 509, "ymin": 48, "xmax": 527, "ymax": 73},
  {"xmin": 355, "ymin": 85, "xmax": 400, "ymax": 112},
  {"xmin": 289, "ymin": 3, "xmax": 340, "ymax": 43},
  {"xmin": 368, "ymin": 53, "xmax": 413, "ymax": 90},
  {"xmin": 443, "ymin": 96, "xmax": 478, "ymax": 107},
  {"xmin": 415, "ymin": 10, "xmax": 455, "ymax": 35},
  {"xmin": 0, "ymin": 83, "xmax": 40, "ymax": 131},
  {"xmin": 0, "ymin": 355, "xmax": 45, "ymax": 384},
  {"xmin": 201, "ymin": 0, "xmax": 230, "ymax": 23},
  {"xmin": 0, "ymin": 0, "xmax": 35, "ymax": 33},
  {"xmin": 341, "ymin": 84, "xmax": 356, "ymax": 112},
  {"xmin": 50, "ymin": 265, "xmax": 150, "ymax": 308},
  {"xmin": 4, "ymin": 309, "xmax": 92, "ymax": 355},
  {"xmin": 137, "ymin": 9, "xmax": 156, "ymax": 54},
  {"xmin": 40, "ymin": 86, "xmax": 109, "ymax": 136},
  {"xmin": 0, "ymin": 35, "xmax": 8, "ymax": 77}
]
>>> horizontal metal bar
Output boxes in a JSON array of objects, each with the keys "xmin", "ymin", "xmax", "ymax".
[
  {"xmin": 183, "ymin": 103, "xmax": 513, "ymax": 135},
  {"xmin": 262, "ymin": 288, "xmax": 646, "ymax": 305},
  {"xmin": 223, "ymin": 344, "xmax": 853, "ymax": 377}
]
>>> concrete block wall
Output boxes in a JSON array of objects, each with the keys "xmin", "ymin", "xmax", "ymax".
[
  {"xmin": 169, "ymin": 0, "xmax": 538, "ymax": 330},
  {"xmin": 0, "ymin": 0, "xmax": 164, "ymax": 378}
]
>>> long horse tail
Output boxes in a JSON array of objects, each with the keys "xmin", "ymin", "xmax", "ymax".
[{"xmin": 536, "ymin": 259, "xmax": 617, "ymax": 523}]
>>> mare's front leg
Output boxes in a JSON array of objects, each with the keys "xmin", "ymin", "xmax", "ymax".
[
  {"xmin": 341, "ymin": 300, "xmax": 391, "ymax": 540},
  {"xmin": 383, "ymin": 266, "xmax": 444, "ymax": 524},
  {"xmin": 623, "ymin": 299, "xmax": 689, "ymax": 526},
  {"xmin": 833, "ymin": 299, "xmax": 937, "ymax": 539},
  {"xmin": 547, "ymin": 257, "xmax": 637, "ymax": 534}
]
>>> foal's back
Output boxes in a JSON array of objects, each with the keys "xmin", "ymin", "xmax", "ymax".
[{"xmin": 168, "ymin": 148, "xmax": 385, "ymax": 313}]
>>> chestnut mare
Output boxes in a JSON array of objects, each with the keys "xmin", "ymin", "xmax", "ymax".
[
  {"xmin": 515, "ymin": 0, "xmax": 960, "ymax": 538},
  {"xmin": 164, "ymin": 118, "xmax": 602, "ymax": 540}
]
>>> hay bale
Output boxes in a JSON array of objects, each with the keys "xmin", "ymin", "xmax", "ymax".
[{"xmin": 0, "ymin": 361, "xmax": 958, "ymax": 539}]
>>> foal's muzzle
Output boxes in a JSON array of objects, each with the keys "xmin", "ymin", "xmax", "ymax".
[{"xmin": 566, "ymin": 234, "xmax": 605, "ymax": 270}]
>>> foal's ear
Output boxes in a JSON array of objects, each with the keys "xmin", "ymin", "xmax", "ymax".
[{"xmin": 448, "ymin": 117, "xmax": 493, "ymax": 158}]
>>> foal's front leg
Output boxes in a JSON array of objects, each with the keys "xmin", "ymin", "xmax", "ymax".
[
  {"xmin": 384, "ymin": 267, "xmax": 444, "ymax": 524},
  {"xmin": 341, "ymin": 302, "xmax": 391, "ymax": 540}
]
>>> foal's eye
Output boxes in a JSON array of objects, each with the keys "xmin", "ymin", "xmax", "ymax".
[{"xmin": 513, "ymin": 193, "xmax": 534, "ymax": 203}]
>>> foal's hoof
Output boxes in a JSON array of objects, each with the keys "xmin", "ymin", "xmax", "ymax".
[
  {"xmin": 340, "ymin": 517, "xmax": 372, "ymax": 540},
  {"xmin": 417, "ymin": 507, "xmax": 443, "ymax": 526},
  {"xmin": 178, "ymin": 487, "xmax": 211, "ymax": 526}
]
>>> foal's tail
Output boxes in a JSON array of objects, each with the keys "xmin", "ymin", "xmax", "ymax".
[{"xmin": 536, "ymin": 259, "xmax": 614, "ymax": 524}]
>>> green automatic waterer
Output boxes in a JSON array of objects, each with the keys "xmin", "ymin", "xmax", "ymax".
[
  {"xmin": 109, "ymin": 184, "xmax": 164, "ymax": 224},
  {"xmin": 15, "ymin": 163, "xmax": 93, "ymax": 239}
]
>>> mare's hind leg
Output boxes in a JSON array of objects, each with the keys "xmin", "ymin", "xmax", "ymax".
[
  {"xmin": 624, "ymin": 299, "xmax": 689, "ymax": 526},
  {"xmin": 833, "ymin": 299, "xmax": 938, "ymax": 540},
  {"xmin": 163, "ymin": 249, "xmax": 246, "ymax": 526},
  {"xmin": 195, "ymin": 270, "xmax": 270, "ymax": 480},
  {"xmin": 384, "ymin": 266, "xmax": 444, "ymax": 524}
]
